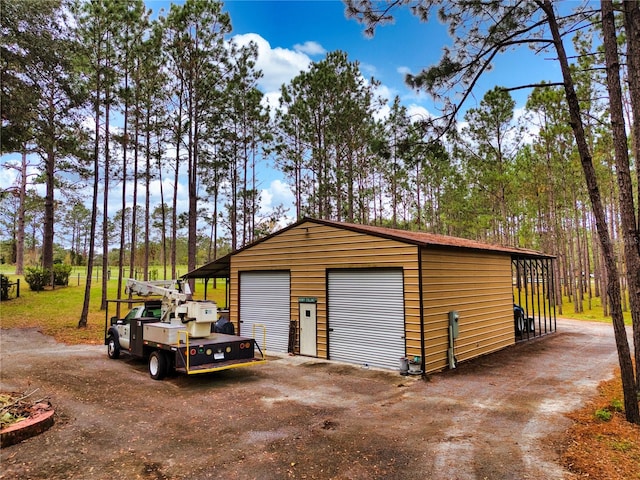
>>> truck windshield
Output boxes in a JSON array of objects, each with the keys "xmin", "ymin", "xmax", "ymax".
[
  {"xmin": 124, "ymin": 307, "xmax": 140, "ymax": 322},
  {"xmin": 143, "ymin": 308, "xmax": 161, "ymax": 318}
]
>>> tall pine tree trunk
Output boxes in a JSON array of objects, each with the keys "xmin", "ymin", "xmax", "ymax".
[
  {"xmin": 129, "ymin": 80, "xmax": 140, "ymax": 280},
  {"xmin": 43, "ymin": 94, "xmax": 55, "ymax": 282},
  {"xmin": 117, "ymin": 85, "xmax": 129, "ymax": 307},
  {"xmin": 602, "ymin": 0, "xmax": 640, "ymax": 398},
  {"xmin": 144, "ymin": 113, "xmax": 151, "ymax": 281},
  {"xmin": 622, "ymin": 0, "xmax": 640, "ymax": 392},
  {"xmin": 15, "ymin": 149, "xmax": 27, "ymax": 275},
  {"xmin": 79, "ymin": 67, "xmax": 101, "ymax": 329},
  {"xmin": 101, "ymin": 78, "xmax": 110, "ymax": 310}
]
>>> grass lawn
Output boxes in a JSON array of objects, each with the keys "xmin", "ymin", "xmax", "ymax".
[
  {"xmin": 0, "ymin": 270, "xmax": 227, "ymax": 344},
  {"xmin": 558, "ymin": 293, "xmax": 633, "ymax": 325}
]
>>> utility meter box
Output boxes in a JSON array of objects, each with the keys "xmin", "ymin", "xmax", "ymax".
[{"xmin": 448, "ymin": 311, "xmax": 460, "ymax": 338}]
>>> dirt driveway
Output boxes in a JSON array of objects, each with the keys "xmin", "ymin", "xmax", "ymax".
[{"xmin": 0, "ymin": 318, "xmax": 621, "ymax": 480}]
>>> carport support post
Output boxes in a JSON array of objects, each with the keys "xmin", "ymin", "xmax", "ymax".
[{"xmin": 418, "ymin": 249, "xmax": 426, "ymax": 373}]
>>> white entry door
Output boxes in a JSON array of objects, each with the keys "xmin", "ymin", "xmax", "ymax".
[{"xmin": 299, "ymin": 302, "xmax": 317, "ymax": 356}]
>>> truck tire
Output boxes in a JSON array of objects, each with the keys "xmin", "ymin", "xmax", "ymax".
[
  {"xmin": 107, "ymin": 334, "xmax": 120, "ymax": 359},
  {"xmin": 149, "ymin": 351, "xmax": 167, "ymax": 380},
  {"xmin": 515, "ymin": 313, "xmax": 524, "ymax": 335}
]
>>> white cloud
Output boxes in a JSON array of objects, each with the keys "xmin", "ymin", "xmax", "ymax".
[
  {"xmin": 147, "ymin": 178, "xmax": 187, "ymax": 204},
  {"xmin": 373, "ymin": 83, "xmax": 394, "ymax": 102},
  {"xmin": 257, "ymin": 178, "xmax": 295, "ymax": 229},
  {"xmin": 515, "ymin": 106, "xmax": 539, "ymax": 145},
  {"xmin": 370, "ymin": 85, "xmax": 435, "ymax": 124},
  {"xmin": 371, "ymin": 83, "xmax": 395, "ymax": 121},
  {"xmin": 359, "ymin": 61, "xmax": 377, "ymax": 77},
  {"xmin": 514, "ymin": 106, "xmax": 527, "ymax": 120},
  {"xmin": 456, "ymin": 120, "xmax": 469, "ymax": 135},
  {"xmin": 260, "ymin": 178, "xmax": 294, "ymax": 213},
  {"xmin": 105, "ymin": 178, "xmax": 189, "ymax": 218},
  {"xmin": 232, "ymin": 33, "xmax": 314, "ymax": 95},
  {"xmin": 293, "ymin": 41, "xmax": 325, "ymax": 56},
  {"xmin": 407, "ymin": 104, "xmax": 432, "ymax": 122},
  {"xmin": 261, "ymin": 90, "xmax": 282, "ymax": 112},
  {"xmin": 0, "ymin": 157, "xmax": 20, "ymax": 192},
  {"xmin": 0, "ymin": 156, "xmax": 46, "ymax": 198},
  {"xmin": 375, "ymin": 104, "xmax": 391, "ymax": 121},
  {"xmin": 229, "ymin": 32, "xmax": 423, "ymax": 128}
]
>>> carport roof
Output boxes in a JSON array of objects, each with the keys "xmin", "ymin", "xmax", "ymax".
[
  {"xmin": 183, "ymin": 252, "xmax": 232, "ymax": 279},
  {"xmin": 183, "ymin": 217, "xmax": 554, "ymax": 279}
]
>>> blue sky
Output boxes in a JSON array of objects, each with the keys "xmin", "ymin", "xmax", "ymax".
[
  {"xmin": 206, "ymin": 0, "xmax": 560, "ymax": 217},
  {"xmin": 216, "ymin": 0, "xmax": 558, "ymax": 115}
]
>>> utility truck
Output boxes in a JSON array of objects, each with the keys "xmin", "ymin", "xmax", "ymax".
[{"xmin": 104, "ymin": 279, "xmax": 266, "ymax": 380}]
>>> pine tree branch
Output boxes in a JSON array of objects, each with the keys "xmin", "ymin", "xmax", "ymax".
[{"xmin": 499, "ymin": 82, "xmax": 564, "ymax": 91}]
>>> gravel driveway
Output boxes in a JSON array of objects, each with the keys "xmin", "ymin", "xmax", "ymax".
[{"xmin": 0, "ymin": 318, "xmax": 621, "ymax": 480}]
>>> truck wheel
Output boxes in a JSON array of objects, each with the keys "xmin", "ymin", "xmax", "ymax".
[
  {"xmin": 107, "ymin": 335, "xmax": 120, "ymax": 359},
  {"xmin": 149, "ymin": 351, "xmax": 167, "ymax": 380},
  {"xmin": 514, "ymin": 312, "xmax": 524, "ymax": 336}
]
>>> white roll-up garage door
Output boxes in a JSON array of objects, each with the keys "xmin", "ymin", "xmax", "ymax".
[
  {"xmin": 328, "ymin": 269, "xmax": 405, "ymax": 369},
  {"xmin": 239, "ymin": 271, "xmax": 290, "ymax": 353}
]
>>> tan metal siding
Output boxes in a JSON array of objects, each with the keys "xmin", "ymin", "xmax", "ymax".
[
  {"xmin": 230, "ymin": 221, "xmax": 421, "ymax": 361},
  {"xmin": 422, "ymin": 248, "xmax": 514, "ymax": 373}
]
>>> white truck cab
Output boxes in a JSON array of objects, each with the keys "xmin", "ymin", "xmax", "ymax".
[{"xmin": 108, "ymin": 300, "xmax": 162, "ymax": 355}]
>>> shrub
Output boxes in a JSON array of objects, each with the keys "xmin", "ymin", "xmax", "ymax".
[
  {"xmin": 53, "ymin": 264, "xmax": 72, "ymax": 286},
  {"xmin": 610, "ymin": 398, "xmax": 624, "ymax": 412},
  {"xmin": 0, "ymin": 274, "xmax": 9, "ymax": 300},
  {"xmin": 594, "ymin": 408, "xmax": 612, "ymax": 421},
  {"xmin": 24, "ymin": 267, "xmax": 49, "ymax": 291}
]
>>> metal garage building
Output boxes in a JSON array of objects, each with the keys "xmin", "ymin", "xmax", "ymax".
[{"xmin": 184, "ymin": 218, "xmax": 556, "ymax": 374}]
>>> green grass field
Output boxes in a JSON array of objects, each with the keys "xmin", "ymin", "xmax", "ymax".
[
  {"xmin": 513, "ymin": 282, "xmax": 632, "ymax": 325},
  {"xmin": 0, "ymin": 268, "xmax": 228, "ymax": 344},
  {"xmin": 558, "ymin": 293, "xmax": 633, "ymax": 324}
]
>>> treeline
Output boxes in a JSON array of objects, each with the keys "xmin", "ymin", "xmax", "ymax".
[{"xmin": 0, "ymin": 0, "xmax": 637, "ymax": 316}]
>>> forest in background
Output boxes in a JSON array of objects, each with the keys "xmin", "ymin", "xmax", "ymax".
[
  {"xmin": 1, "ymin": 0, "xmax": 640, "ymax": 422},
  {"xmin": 0, "ymin": 1, "xmax": 636, "ymax": 314}
]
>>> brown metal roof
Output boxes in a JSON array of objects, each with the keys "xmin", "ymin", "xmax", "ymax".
[
  {"xmin": 183, "ymin": 217, "xmax": 553, "ymax": 279},
  {"xmin": 310, "ymin": 218, "xmax": 553, "ymax": 258}
]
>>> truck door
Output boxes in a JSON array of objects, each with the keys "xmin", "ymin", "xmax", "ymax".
[{"xmin": 117, "ymin": 307, "xmax": 140, "ymax": 350}]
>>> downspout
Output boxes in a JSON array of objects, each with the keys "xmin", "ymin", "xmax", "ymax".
[
  {"xmin": 417, "ymin": 246, "xmax": 426, "ymax": 373},
  {"xmin": 550, "ymin": 258, "xmax": 557, "ymax": 331}
]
